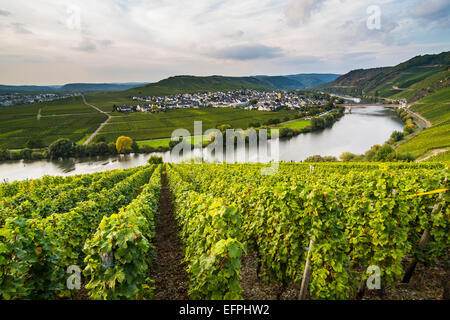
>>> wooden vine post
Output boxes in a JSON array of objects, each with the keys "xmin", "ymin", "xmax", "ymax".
[
  {"xmin": 298, "ymin": 239, "xmax": 314, "ymax": 300},
  {"xmin": 101, "ymin": 251, "xmax": 114, "ymax": 268},
  {"xmin": 402, "ymin": 191, "xmax": 445, "ymax": 283},
  {"xmin": 298, "ymin": 165, "xmax": 315, "ymax": 300}
]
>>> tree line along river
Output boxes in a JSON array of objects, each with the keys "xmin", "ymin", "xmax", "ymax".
[{"xmin": 0, "ymin": 106, "xmax": 403, "ymax": 182}]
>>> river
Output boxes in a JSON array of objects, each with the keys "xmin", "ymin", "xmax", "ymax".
[{"xmin": 0, "ymin": 106, "xmax": 403, "ymax": 182}]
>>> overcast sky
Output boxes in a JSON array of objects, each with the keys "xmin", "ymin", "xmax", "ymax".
[{"xmin": 0, "ymin": 0, "xmax": 449, "ymax": 85}]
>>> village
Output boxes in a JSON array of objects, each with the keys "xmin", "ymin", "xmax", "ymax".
[
  {"xmin": 0, "ymin": 92, "xmax": 80, "ymax": 107},
  {"xmin": 114, "ymin": 90, "xmax": 330, "ymax": 113}
]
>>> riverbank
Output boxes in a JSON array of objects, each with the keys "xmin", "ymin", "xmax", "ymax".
[
  {"xmin": 344, "ymin": 103, "xmax": 400, "ymax": 108},
  {"xmin": 0, "ymin": 106, "xmax": 405, "ymax": 181}
]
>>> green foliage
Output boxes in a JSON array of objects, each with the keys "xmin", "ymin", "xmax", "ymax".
[
  {"xmin": 83, "ymin": 166, "xmax": 162, "ymax": 299},
  {"xmin": 25, "ymin": 138, "xmax": 45, "ymax": 149},
  {"xmin": 167, "ymin": 165, "xmax": 245, "ymax": 300},
  {"xmin": 48, "ymin": 138, "xmax": 74, "ymax": 159},
  {"xmin": 304, "ymin": 155, "xmax": 338, "ymax": 162},
  {"xmin": 148, "ymin": 156, "xmax": 163, "ymax": 164},
  {"xmin": 398, "ymin": 87, "xmax": 450, "ymax": 157},
  {"xmin": 0, "ymin": 166, "xmax": 154, "ymax": 299},
  {"xmin": 391, "ymin": 131, "xmax": 404, "ymax": 142},
  {"xmin": 172, "ymin": 162, "xmax": 449, "ymax": 299}
]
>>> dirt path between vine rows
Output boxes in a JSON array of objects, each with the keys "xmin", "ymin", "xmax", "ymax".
[{"xmin": 151, "ymin": 172, "xmax": 189, "ymax": 300}]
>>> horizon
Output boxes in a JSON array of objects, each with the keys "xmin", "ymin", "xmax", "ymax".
[
  {"xmin": 0, "ymin": 72, "xmax": 345, "ymax": 87},
  {"xmin": 1, "ymin": 0, "xmax": 449, "ymax": 85}
]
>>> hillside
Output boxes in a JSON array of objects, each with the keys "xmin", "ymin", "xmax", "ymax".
[
  {"xmin": 0, "ymin": 82, "xmax": 148, "ymax": 93},
  {"xmin": 254, "ymin": 73, "xmax": 340, "ymax": 90},
  {"xmin": 397, "ymin": 87, "xmax": 450, "ymax": 157},
  {"xmin": 321, "ymin": 51, "xmax": 449, "ymax": 102},
  {"xmin": 122, "ymin": 74, "xmax": 341, "ymax": 97},
  {"xmin": 0, "ymin": 74, "xmax": 339, "ymax": 96}
]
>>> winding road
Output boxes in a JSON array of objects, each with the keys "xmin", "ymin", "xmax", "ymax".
[{"xmin": 82, "ymin": 95, "xmax": 112, "ymax": 145}]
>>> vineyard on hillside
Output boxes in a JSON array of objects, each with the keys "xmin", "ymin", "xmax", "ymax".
[{"xmin": 0, "ymin": 162, "xmax": 448, "ymax": 300}]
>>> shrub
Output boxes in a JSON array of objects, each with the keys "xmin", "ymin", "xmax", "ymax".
[
  {"xmin": 116, "ymin": 136, "xmax": 133, "ymax": 154},
  {"xmin": 148, "ymin": 156, "xmax": 163, "ymax": 164},
  {"xmin": 340, "ymin": 152, "xmax": 357, "ymax": 162},
  {"xmin": 48, "ymin": 138, "xmax": 74, "ymax": 159},
  {"xmin": 391, "ymin": 131, "xmax": 404, "ymax": 142}
]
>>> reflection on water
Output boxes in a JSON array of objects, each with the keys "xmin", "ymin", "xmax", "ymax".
[{"xmin": 0, "ymin": 106, "xmax": 403, "ymax": 182}]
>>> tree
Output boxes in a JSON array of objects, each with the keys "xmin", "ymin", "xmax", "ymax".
[
  {"xmin": 304, "ymin": 155, "xmax": 338, "ymax": 162},
  {"xmin": 95, "ymin": 136, "xmax": 106, "ymax": 143},
  {"xmin": 373, "ymin": 144, "xmax": 396, "ymax": 161},
  {"xmin": 148, "ymin": 156, "xmax": 163, "ymax": 164},
  {"xmin": 0, "ymin": 148, "xmax": 9, "ymax": 161},
  {"xmin": 20, "ymin": 148, "xmax": 33, "ymax": 160},
  {"xmin": 116, "ymin": 136, "xmax": 133, "ymax": 154},
  {"xmin": 48, "ymin": 138, "xmax": 74, "ymax": 159},
  {"xmin": 404, "ymin": 124, "xmax": 415, "ymax": 134},
  {"xmin": 340, "ymin": 152, "xmax": 357, "ymax": 162},
  {"xmin": 311, "ymin": 117, "xmax": 325, "ymax": 130},
  {"xmin": 25, "ymin": 138, "xmax": 45, "ymax": 149},
  {"xmin": 390, "ymin": 131, "xmax": 404, "ymax": 142},
  {"xmin": 131, "ymin": 140, "xmax": 140, "ymax": 153}
]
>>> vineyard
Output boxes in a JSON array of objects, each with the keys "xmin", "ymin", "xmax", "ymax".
[{"xmin": 0, "ymin": 162, "xmax": 448, "ymax": 300}]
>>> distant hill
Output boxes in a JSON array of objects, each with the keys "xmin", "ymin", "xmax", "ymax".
[
  {"xmin": 320, "ymin": 51, "xmax": 450, "ymax": 102},
  {"xmin": 0, "ymin": 85, "xmax": 58, "ymax": 92},
  {"xmin": 60, "ymin": 83, "xmax": 149, "ymax": 92},
  {"xmin": 253, "ymin": 73, "xmax": 340, "ymax": 90},
  {"xmin": 0, "ymin": 82, "xmax": 149, "ymax": 93},
  {"xmin": 125, "ymin": 73, "xmax": 341, "ymax": 96},
  {"xmin": 0, "ymin": 74, "xmax": 339, "ymax": 95}
]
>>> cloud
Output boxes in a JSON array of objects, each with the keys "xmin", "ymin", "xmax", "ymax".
[
  {"xmin": 211, "ymin": 44, "xmax": 283, "ymax": 60},
  {"xmin": 72, "ymin": 38, "xmax": 97, "ymax": 52},
  {"xmin": 71, "ymin": 38, "xmax": 114, "ymax": 52},
  {"xmin": 409, "ymin": 0, "xmax": 450, "ymax": 26},
  {"xmin": 10, "ymin": 22, "xmax": 32, "ymax": 34},
  {"xmin": 341, "ymin": 51, "xmax": 376, "ymax": 61},
  {"xmin": 224, "ymin": 30, "xmax": 244, "ymax": 39},
  {"xmin": 0, "ymin": 9, "xmax": 11, "ymax": 16},
  {"xmin": 97, "ymin": 39, "xmax": 113, "ymax": 47},
  {"xmin": 340, "ymin": 19, "xmax": 400, "ymax": 46},
  {"xmin": 284, "ymin": 0, "xmax": 326, "ymax": 27},
  {"xmin": 281, "ymin": 55, "xmax": 323, "ymax": 65}
]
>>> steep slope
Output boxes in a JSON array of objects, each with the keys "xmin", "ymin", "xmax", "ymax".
[
  {"xmin": 0, "ymin": 82, "xmax": 149, "ymax": 93},
  {"xmin": 397, "ymin": 87, "xmax": 450, "ymax": 157},
  {"xmin": 125, "ymin": 74, "xmax": 341, "ymax": 97},
  {"xmin": 321, "ymin": 51, "xmax": 450, "ymax": 102}
]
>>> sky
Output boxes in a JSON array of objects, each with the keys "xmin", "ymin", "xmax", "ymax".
[{"xmin": 0, "ymin": 0, "xmax": 449, "ymax": 85}]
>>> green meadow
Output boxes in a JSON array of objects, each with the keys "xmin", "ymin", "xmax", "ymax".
[{"xmin": 95, "ymin": 107, "xmax": 298, "ymax": 143}]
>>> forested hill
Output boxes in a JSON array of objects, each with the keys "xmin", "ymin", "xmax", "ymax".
[
  {"xmin": 320, "ymin": 51, "xmax": 449, "ymax": 102},
  {"xmin": 0, "ymin": 82, "xmax": 149, "ymax": 93},
  {"xmin": 124, "ymin": 74, "xmax": 341, "ymax": 97}
]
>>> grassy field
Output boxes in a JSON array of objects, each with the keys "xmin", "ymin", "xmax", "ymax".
[
  {"xmin": 0, "ymin": 89, "xmax": 297, "ymax": 149},
  {"xmin": 36, "ymin": 96, "xmax": 98, "ymax": 115},
  {"xmin": 0, "ymin": 113, "xmax": 108, "ymax": 149},
  {"xmin": 397, "ymin": 87, "xmax": 450, "ymax": 157},
  {"xmin": 0, "ymin": 95, "xmax": 107, "ymax": 149},
  {"xmin": 95, "ymin": 107, "xmax": 298, "ymax": 143},
  {"xmin": 278, "ymin": 119, "xmax": 311, "ymax": 129},
  {"xmin": 83, "ymin": 92, "xmax": 136, "ymax": 113},
  {"xmin": 137, "ymin": 135, "xmax": 210, "ymax": 148}
]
